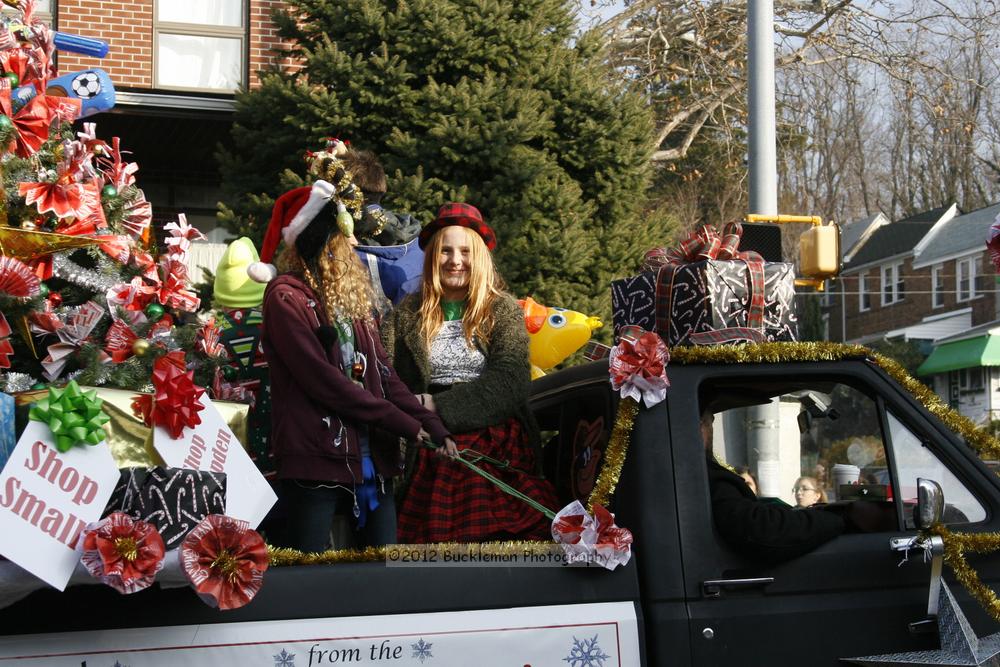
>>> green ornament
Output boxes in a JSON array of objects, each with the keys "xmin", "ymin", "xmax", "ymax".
[
  {"xmin": 101, "ymin": 184, "xmax": 118, "ymax": 199},
  {"xmin": 28, "ymin": 380, "xmax": 110, "ymax": 452},
  {"xmin": 37, "ymin": 282, "xmax": 49, "ymax": 298},
  {"xmin": 145, "ymin": 302, "xmax": 165, "ymax": 321},
  {"xmin": 0, "ymin": 114, "xmax": 12, "ymax": 133},
  {"xmin": 222, "ymin": 365, "xmax": 238, "ymax": 381},
  {"xmin": 30, "ymin": 383, "xmax": 46, "ymax": 391},
  {"xmin": 3, "ymin": 71, "xmax": 18, "ymax": 87}
]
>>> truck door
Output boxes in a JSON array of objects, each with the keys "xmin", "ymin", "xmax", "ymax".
[{"xmin": 670, "ymin": 362, "xmax": 1000, "ymax": 666}]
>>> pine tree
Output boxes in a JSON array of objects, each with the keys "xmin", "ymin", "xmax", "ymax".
[{"xmin": 218, "ymin": 0, "xmax": 675, "ymax": 331}]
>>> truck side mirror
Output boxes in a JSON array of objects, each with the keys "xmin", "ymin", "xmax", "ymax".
[{"xmin": 915, "ymin": 478, "xmax": 945, "ymax": 529}]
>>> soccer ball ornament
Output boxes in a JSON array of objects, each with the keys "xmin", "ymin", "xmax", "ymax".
[
  {"xmin": 45, "ymin": 68, "xmax": 117, "ymax": 118},
  {"xmin": 71, "ymin": 72, "xmax": 101, "ymax": 98}
]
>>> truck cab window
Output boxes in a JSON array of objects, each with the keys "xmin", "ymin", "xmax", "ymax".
[
  {"xmin": 885, "ymin": 410, "xmax": 985, "ymax": 527},
  {"xmin": 710, "ymin": 382, "xmax": 889, "ymax": 510}
]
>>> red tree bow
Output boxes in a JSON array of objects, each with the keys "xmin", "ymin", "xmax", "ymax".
[{"xmin": 132, "ymin": 351, "xmax": 206, "ymax": 439}]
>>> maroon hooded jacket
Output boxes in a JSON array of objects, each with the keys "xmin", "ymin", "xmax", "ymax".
[{"xmin": 261, "ymin": 273, "xmax": 449, "ymax": 484}]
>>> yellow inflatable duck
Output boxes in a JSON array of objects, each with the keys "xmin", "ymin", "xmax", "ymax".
[{"xmin": 519, "ymin": 296, "xmax": 603, "ymax": 379}]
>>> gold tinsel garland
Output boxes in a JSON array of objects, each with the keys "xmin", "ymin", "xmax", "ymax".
[
  {"xmin": 587, "ymin": 397, "xmax": 637, "ymax": 513},
  {"xmin": 267, "ymin": 341, "xmax": 1000, "ymax": 568},
  {"xmin": 267, "ymin": 541, "xmax": 560, "ymax": 567},
  {"xmin": 929, "ymin": 523, "xmax": 1000, "ymax": 624}
]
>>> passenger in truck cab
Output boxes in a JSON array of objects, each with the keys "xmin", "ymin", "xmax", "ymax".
[
  {"xmin": 383, "ymin": 203, "xmax": 558, "ymax": 543},
  {"xmin": 701, "ymin": 406, "xmax": 887, "ymax": 563}
]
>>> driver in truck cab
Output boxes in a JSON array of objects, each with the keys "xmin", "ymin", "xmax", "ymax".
[{"xmin": 701, "ymin": 407, "xmax": 891, "ymax": 563}]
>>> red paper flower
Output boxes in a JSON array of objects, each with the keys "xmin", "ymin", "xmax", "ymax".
[
  {"xmin": 0, "ymin": 256, "xmax": 40, "ymax": 297},
  {"xmin": 180, "ymin": 514, "xmax": 268, "ymax": 610},
  {"xmin": 132, "ymin": 351, "xmax": 206, "ymax": 439},
  {"xmin": 81, "ymin": 512, "xmax": 166, "ymax": 594}
]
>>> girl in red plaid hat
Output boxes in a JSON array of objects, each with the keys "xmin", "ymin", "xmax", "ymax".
[
  {"xmin": 383, "ymin": 203, "xmax": 557, "ymax": 543},
  {"xmin": 259, "ymin": 177, "xmax": 455, "ymax": 553}
]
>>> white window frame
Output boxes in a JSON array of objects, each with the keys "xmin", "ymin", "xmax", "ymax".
[
  {"xmin": 881, "ymin": 262, "xmax": 904, "ymax": 306},
  {"xmin": 859, "ymin": 272, "xmax": 871, "ymax": 312},
  {"xmin": 153, "ymin": 0, "xmax": 247, "ymax": 93},
  {"xmin": 957, "ymin": 255, "xmax": 981, "ymax": 302},
  {"xmin": 932, "ymin": 264, "xmax": 945, "ymax": 308}
]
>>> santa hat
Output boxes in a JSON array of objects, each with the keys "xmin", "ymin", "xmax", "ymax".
[{"xmin": 247, "ymin": 180, "xmax": 336, "ymax": 283}]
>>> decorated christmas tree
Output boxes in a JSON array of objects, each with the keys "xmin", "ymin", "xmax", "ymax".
[{"xmin": 0, "ymin": 1, "xmax": 225, "ymax": 394}]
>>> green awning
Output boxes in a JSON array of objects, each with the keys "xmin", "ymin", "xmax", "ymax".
[{"xmin": 917, "ymin": 335, "xmax": 1000, "ymax": 376}]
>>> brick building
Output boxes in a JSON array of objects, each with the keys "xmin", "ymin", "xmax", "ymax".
[
  {"xmin": 44, "ymin": 0, "xmax": 294, "ymax": 244},
  {"xmin": 826, "ymin": 205, "xmax": 964, "ymax": 344}
]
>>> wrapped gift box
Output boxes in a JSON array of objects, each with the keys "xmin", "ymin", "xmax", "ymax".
[
  {"xmin": 612, "ymin": 260, "xmax": 798, "ymax": 346},
  {"xmin": 103, "ymin": 466, "xmax": 227, "ymax": 549},
  {"xmin": 611, "ymin": 272, "xmax": 657, "ymax": 337}
]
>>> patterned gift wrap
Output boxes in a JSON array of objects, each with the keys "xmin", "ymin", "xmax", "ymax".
[
  {"xmin": 103, "ymin": 467, "xmax": 227, "ymax": 550},
  {"xmin": 611, "ymin": 272, "xmax": 657, "ymax": 339},
  {"xmin": 659, "ymin": 259, "xmax": 797, "ymax": 346}
]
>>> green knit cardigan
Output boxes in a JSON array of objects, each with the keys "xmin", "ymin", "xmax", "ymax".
[{"xmin": 380, "ymin": 292, "xmax": 541, "ymax": 455}]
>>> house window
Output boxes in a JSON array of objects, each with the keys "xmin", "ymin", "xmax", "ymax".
[
  {"xmin": 858, "ymin": 273, "xmax": 871, "ymax": 312},
  {"xmin": 957, "ymin": 256, "xmax": 982, "ymax": 301},
  {"xmin": 932, "ymin": 264, "xmax": 945, "ymax": 308},
  {"xmin": 154, "ymin": 0, "xmax": 245, "ymax": 92},
  {"xmin": 881, "ymin": 262, "xmax": 904, "ymax": 305},
  {"xmin": 959, "ymin": 367, "xmax": 984, "ymax": 391}
]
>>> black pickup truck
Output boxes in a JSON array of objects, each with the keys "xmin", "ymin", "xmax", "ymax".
[{"xmin": 0, "ymin": 350, "xmax": 998, "ymax": 666}]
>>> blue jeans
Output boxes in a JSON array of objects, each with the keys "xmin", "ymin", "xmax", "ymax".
[{"xmin": 279, "ymin": 479, "xmax": 397, "ymax": 552}]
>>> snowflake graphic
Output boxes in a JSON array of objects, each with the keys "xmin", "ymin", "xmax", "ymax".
[
  {"xmin": 273, "ymin": 648, "xmax": 296, "ymax": 667},
  {"xmin": 411, "ymin": 638, "xmax": 434, "ymax": 663},
  {"xmin": 564, "ymin": 635, "xmax": 611, "ymax": 667}
]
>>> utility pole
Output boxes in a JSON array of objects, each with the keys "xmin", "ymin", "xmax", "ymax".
[{"xmin": 746, "ymin": 0, "xmax": 782, "ymax": 499}]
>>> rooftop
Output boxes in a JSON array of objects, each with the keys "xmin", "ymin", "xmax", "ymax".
[
  {"xmin": 843, "ymin": 206, "xmax": 951, "ymax": 270},
  {"xmin": 913, "ymin": 202, "xmax": 1000, "ymax": 268}
]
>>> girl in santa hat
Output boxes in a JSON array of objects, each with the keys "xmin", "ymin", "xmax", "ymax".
[{"xmin": 254, "ymin": 171, "xmax": 454, "ymax": 553}]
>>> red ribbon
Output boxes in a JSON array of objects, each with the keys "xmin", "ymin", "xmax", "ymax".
[
  {"xmin": 609, "ymin": 325, "xmax": 668, "ymax": 387},
  {"xmin": 132, "ymin": 351, "xmax": 206, "ymax": 439}
]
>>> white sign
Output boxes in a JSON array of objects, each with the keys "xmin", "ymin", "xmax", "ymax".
[
  {"xmin": 0, "ymin": 601, "xmax": 640, "ymax": 665},
  {"xmin": 0, "ymin": 421, "xmax": 118, "ymax": 591},
  {"xmin": 153, "ymin": 396, "xmax": 276, "ymax": 528}
]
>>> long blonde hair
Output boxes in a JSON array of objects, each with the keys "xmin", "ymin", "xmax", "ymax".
[
  {"xmin": 418, "ymin": 225, "xmax": 505, "ymax": 347},
  {"xmin": 277, "ymin": 233, "xmax": 378, "ymax": 323}
]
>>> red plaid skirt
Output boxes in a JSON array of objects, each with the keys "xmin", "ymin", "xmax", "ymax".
[{"xmin": 397, "ymin": 417, "xmax": 558, "ymax": 543}]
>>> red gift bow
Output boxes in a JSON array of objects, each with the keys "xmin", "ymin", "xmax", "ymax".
[
  {"xmin": 608, "ymin": 325, "xmax": 670, "ymax": 407},
  {"xmin": 132, "ymin": 351, "xmax": 206, "ymax": 439},
  {"xmin": 0, "ymin": 84, "xmax": 52, "ymax": 157},
  {"xmin": 643, "ymin": 222, "xmax": 767, "ymax": 342},
  {"xmin": 592, "ymin": 503, "xmax": 634, "ymax": 566},
  {"xmin": 81, "ymin": 512, "xmax": 166, "ymax": 595},
  {"xmin": 180, "ymin": 514, "xmax": 269, "ymax": 611}
]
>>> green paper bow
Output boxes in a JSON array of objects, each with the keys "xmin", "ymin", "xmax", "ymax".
[{"xmin": 28, "ymin": 380, "xmax": 110, "ymax": 452}]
